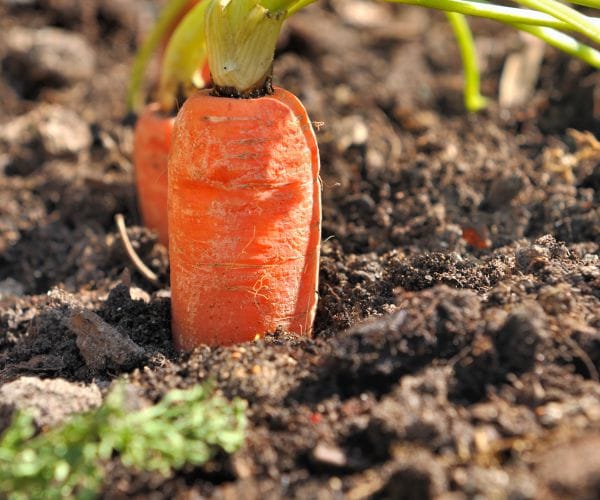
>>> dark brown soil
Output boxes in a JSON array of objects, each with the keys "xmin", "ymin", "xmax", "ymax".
[{"xmin": 1, "ymin": 1, "xmax": 599, "ymax": 498}]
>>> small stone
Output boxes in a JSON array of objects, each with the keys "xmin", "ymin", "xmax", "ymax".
[
  {"xmin": 493, "ymin": 303, "xmax": 547, "ymax": 375},
  {"xmin": 335, "ymin": 115, "xmax": 369, "ymax": 152},
  {"xmin": 515, "ymin": 244, "xmax": 551, "ymax": 273},
  {"xmin": 0, "ymin": 105, "xmax": 91, "ymax": 159},
  {"xmin": 0, "ymin": 278, "xmax": 25, "ymax": 298},
  {"xmin": 311, "ymin": 443, "xmax": 348, "ymax": 468},
  {"xmin": 537, "ymin": 402, "xmax": 564, "ymax": 427},
  {"xmin": 535, "ymin": 434, "xmax": 600, "ymax": 498},
  {"xmin": 380, "ymin": 449, "xmax": 448, "ymax": 498},
  {"xmin": 460, "ymin": 466, "xmax": 510, "ymax": 497},
  {"xmin": 129, "ymin": 286, "xmax": 151, "ymax": 303},
  {"xmin": 37, "ymin": 106, "xmax": 92, "ymax": 157},
  {"xmin": 4, "ymin": 27, "xmax": 95, "ymax": 86},
  {"xmin": 481, "ymin": 175, "xmax": 525, "ymax": 212},
  {"xmin": 67, "ymin": 309, "xmax": 146, "ymax": 373},
  {"xmin": 0, "ymin": 377, "xmax": 102, "ymax": 431}
]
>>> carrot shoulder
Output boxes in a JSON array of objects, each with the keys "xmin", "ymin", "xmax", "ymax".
[
  {"xmin": 168, "ymin": 87, "xmax": 321, "ymax": 348},
  {"xmin": 133, "ymin": 104, "xmax": 174, "ymax": 246}
]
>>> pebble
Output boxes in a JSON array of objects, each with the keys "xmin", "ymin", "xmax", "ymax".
[
  {"xmin": 4, "ymin": 27, "xmax": 96, "ymax": 86},
  {"xmin": 383, "ymin": 448, "xmax": 448, "ymax": 498},
  {"xmin": 334, "ymin": 115, "xmax": 369, "ymax": 152},
  {"xmin": 0, "ymin": 278, "xmax": 25, "ymax": 298},
  {"xmin": 67, "ymin": 309, "xmax": 146, "ymax": 373},
  {"xmin": 37, "ymin": 106, "xmax": 92, "ymax": 156},
  {"xmin": 0, "ymin": 376, "xmax": 102, "ymax": 430},
  {"xmin": 493, "ymin": 303, "xmax": 547, "ymax": 375},
  {"xmin": 482, "ymin": 174, "xmax": 525, "ymax": 212},
  {"xmin": 311, "ymin": 442, "xmax": 348, "ymax": 468},
  {"xmin": 0, "ymin": 104, "xmax": 92, "ymax": 158}
]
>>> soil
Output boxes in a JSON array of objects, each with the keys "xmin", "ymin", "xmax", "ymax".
[{"xmin": 1, "ymin": 1, "xmax": 600, "ymax": 498}]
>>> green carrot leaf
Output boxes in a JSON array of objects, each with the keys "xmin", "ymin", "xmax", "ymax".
[
  {"xmin": 446, "ymin": 12, "xmax": 488, "ymax": 112},
  {"xmin": 159, "ymin": 0, "xmax": 211, "ymax": 111},
  {"xmin": 127, "ymin": 0, "xmax": 192, "ymax": 112}
]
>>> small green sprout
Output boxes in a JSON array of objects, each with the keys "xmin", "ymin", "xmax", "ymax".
[{"xmin": 0, "ymin": 382, "xmax": 247, "ymax": 500}]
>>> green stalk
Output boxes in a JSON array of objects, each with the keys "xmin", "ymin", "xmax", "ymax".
[
  {"xmin": 383, "ymin": 0, "xmax": 600, "ymax": 68},
  {"xmin": 258, "ymin": 0, "xmax": 316, "ymax": 16},
  {"xmin": 514, "ymin": 0, "xmax": 600, "ymax": 45},
  {"xmin": 259, "ymin": 0, "xmax": 292, "ymax": 9},
  {"xmin": 287, "ymin": 0, "xmax": 318, "ymax": 16},
  {"xmin": 446, "ymin": 12, "xmax": 488, "ymax": 111},
  {"xmin": 159, "ymin": 0, "xmax": 211, "ymax": 111},
  {"xmin": 206, "ymin": 0, "xmax": 287, "ymax": 97},
  {"xmin": 511, "ymin": 23, "xmax": 600, "ymax": 67},
  {"xmin": 565, "ymin": 0, "xmax": 600, "ymax": 7},
  {"xmin": 383, "ymin": 0, "xmax": 593, "ymax": 29},
  {"xmin": 471, "ymin": 0, "xmax": 600, "ymax": 67},
  {"xmin": 126, "ymin": 0, "xmax": 192, "ymax": 112},
  {"xmin": 158, "ymin": 0, "xmax": 315, "ymax": 105}
]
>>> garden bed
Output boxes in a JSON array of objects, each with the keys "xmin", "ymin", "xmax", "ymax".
[{"xmin": 1, "ymin": 0, "xmax": 599, "ymax": 498}]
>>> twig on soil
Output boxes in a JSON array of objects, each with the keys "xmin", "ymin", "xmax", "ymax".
[{"xmin": 114, "ymin": 213, "xmax": 160, "ymax": 285}]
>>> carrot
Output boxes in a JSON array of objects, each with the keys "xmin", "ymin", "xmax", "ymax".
[
  {"xmin": 133, "ymin": 104, "xmax": 174, "ymax": 245},
  {"xmin": 168, "ymin": 86, "xmax": 321, "ymax": 348},
  {"xmin": 131, "ymin": 0, "xmax": 211, "ymax": 244},
  {"xmin": 163, "ymin": 0, "xmax": 321, "ymax": 348}
]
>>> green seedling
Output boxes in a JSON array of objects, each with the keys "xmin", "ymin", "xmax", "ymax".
[{"xmin": 0, "ymin": 382, "xmax": 247, "ymax": 500}]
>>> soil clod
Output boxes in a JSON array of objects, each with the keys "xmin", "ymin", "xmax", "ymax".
[{"xmin": 68, "ymin": 308, "xmax": 146, "ymax": 373}]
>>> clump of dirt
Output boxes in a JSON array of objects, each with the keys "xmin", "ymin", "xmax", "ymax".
[{"xmin": 1, "ymin": 1, "xmax": 599, "ymax": 498}]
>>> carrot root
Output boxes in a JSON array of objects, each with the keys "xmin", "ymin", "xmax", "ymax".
[
  {"xmin": 133, "ymin": 103, "xmax": 174, "ymax": 246},
  {"xmin": 168, "ymin": 87, "xmax": 321, "ymax": 348}
]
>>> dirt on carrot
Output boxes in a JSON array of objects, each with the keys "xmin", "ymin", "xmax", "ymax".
[{"xmin": 1, "ymin": 1, "xmax": 599, "ymax": 499}]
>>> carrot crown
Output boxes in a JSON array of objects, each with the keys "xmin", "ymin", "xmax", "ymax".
[
  {"xmin": 205, "ymin": 0, "xmax": 286, "ymax": 97},
  {"xmin": 154, "ymin": 0, "xmax": 313, "ymax": 106}
]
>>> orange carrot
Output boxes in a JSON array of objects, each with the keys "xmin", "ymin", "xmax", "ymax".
[
  {"xmin": 168, "ymin": 87, "xmax": 321, "ymax": 348},
  {"xmin": 133, "ymin": 104, "xmax": 175, "ymax": 245}
]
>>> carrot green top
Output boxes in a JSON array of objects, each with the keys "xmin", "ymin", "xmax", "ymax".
[
  {"xmin": 159, "ymin": 1, "xmax": 210, "ymax": 110},
  {"xmin": 127, "ymin": 0, "xmax": 197, "ymax": 112},
  {"xmin": 206, "ymin": 0, "xmax": 316, "ymax": 97},
  {"xmin": 131, "ymin": 0, "xmax": 600, "ymax": 112},
  {"xmin": 157, "ymin": 0, "xmax": 316, "ymax": 106}
]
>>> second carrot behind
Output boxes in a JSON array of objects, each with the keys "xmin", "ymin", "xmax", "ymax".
[
  {"xmin": 168, "ymin": 0, "xmax": 321, "ymax": 349},
  {"xmin": 132, "ymin": 0, "xmax": 211, "ymax": 245}
]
